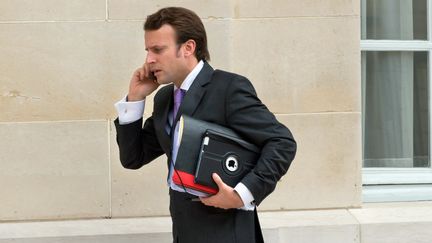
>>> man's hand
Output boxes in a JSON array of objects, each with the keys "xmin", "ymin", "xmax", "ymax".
[
  {"xmin": 127, "ymin": 63, "xmax": 159, "ymax": 101},
  {"xmin": 200, "ymin": 173, "xmax": 244, "ymax": 210}
]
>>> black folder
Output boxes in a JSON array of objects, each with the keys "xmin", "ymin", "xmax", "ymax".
[{"xmin": 172, "ymin": 115, "xmax": 260, "ymax": 195}]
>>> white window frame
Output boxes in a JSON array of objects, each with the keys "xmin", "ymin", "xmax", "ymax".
[{"xmin": 361, "ymin": 0, "xmax": 432, "ymax": 203}]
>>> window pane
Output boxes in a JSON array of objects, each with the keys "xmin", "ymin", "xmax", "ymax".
[
  {"xmin": 361, "ymin": 0, "xmax": 427, "ymax": 40},
  {"xmin": 362, "ymin": 51, "xmax": 430, "ymax": 168}
]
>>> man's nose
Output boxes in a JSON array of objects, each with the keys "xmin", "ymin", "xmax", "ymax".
[{"xmin": 146, "ymin": 53, "xmax": 156, "ymax": 64}]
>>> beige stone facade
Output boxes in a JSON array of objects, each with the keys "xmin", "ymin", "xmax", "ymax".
[{"xmin": 0, "ymin": 0, "xmax": 361, "ymax": 222}]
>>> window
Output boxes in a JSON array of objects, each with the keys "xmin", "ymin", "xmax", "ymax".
[{"xmin": 361, "ymin": 0, "xmax": 432, "ymax": 202}]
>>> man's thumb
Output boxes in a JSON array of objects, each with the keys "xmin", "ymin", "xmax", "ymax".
[{"xmin": 212, "ymin": 173, "xmax": 224, "ymax": 188}]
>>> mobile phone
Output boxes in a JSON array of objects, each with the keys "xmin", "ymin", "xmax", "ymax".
[{"xmin": 149, "ymin": 71, "xmax": 157, "ymax": 81}]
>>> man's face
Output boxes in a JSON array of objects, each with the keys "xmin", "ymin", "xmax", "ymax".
[{"xmin": 144, "ymin": 24, "xmax": 188, "ymax": 86}]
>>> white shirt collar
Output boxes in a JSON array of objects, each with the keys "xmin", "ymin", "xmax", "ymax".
[{"xmin": 174, "ymin": 60, "xmax": 204, "ymax": 91}]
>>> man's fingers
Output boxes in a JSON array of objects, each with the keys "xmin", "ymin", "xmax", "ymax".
[
  {"xmin": 212, "ymin": 173, "xmax": 224, "ymax": 189},
  {"xmin": 133, "ymin": 68, "xmax": 144, "ymax": 82},
  {"xmin": 133, "ymin": 65, "xmax": 154, "ymax": 83},
  {"xmin": 199, "ymin": 196, "xmax": 213, "ymax": 206},
  {"xmin": 198, "ymin": 176, "xmax": 241, "ymax": 210},
  {"xmin": 200, "ymin": 196, "xmax": 222, "ymax": 209},
  {"xmin": 198, "ymin": 174, "xmax": 229, "ymax": 209},
  {"xmin": 143, "ymin": 63, "xmax": 156, "ymax": 81},
  {"xmin": 142, "ymin": 64, "xmax": 149, "ymax": 80},
  {"xmin": 138, "ymin": 68, "xmax": 146, "ymax": 81}
]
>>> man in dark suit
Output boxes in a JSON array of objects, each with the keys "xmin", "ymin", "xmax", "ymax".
[{"xmin": 114, "ymin": 7, "xmax": 296, "ymax": 243}]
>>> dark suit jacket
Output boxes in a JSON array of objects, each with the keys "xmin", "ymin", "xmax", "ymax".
[{"xmin": 115, "ymin": 62, "xmax": 296, "ymax": 243}]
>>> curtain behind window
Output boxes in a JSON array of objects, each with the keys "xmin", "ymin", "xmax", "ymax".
[{"xmin": 362, "ymin": 0, "xmax": 429, "ymax": 168}]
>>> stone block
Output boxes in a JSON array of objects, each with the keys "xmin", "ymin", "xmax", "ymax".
[
  {"xmin": 0, "ymin": 21, "xmax": 143, "ymax": 122},
  {"xmin": 0, "ymin": 120, "xmax": 110, "ymax": 221},
  {"xmin": 350, "ymin": 202, "xmax": 432, "ymax": 243},
  {"xmin": 236, "ymin": 0, "xmax": 359, "ymax": 18},
  {"xmin": 261, "ymin": 209, "xmax": 360, "ymax": 243},
  {"xmin": 258, "ymin": 112, "xmax": 362, "ymax": 210},
  {"xmin": 229, "ymin": 17, "xmax": 360, "ymax": 114},
  {"xmin": 0, "ymin": 0, "xmax": 106, "ymax": 21},
  {"xmin": 108, "ymin": 0, "xmax": 234, "ymax": 20},
  {"xmin": 110, "ymin": 120, "xmax": 170, "ymax": 217}
]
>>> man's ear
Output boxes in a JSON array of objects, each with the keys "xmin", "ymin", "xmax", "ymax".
[{"xmin": 183, "ymin": 39, "xmax": 196, "ymax": 57}]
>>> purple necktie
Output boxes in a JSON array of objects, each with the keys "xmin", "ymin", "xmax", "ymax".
[{"xmin": 173, "ymin": 89, "xmax": 186, "ymax": 123}]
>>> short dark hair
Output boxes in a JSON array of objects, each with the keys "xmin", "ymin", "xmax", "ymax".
[{"xmin": 144, "ymin": 7, "xmax": 210, "ymax": 61}]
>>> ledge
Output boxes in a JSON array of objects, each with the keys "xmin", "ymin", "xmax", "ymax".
[{"xmin": 1, "ymin": 202, "xmax": 432, "ymax": 243}]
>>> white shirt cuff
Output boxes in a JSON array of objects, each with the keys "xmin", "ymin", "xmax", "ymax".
[
  {"xmin": 234, "ymin": 182, "xmax": 255, "ymax": 211},
  {"xmin": 114, "ymin": 95, "xmax": 145, "ymax": 125}
]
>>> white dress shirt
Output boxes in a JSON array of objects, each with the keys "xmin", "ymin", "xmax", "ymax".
[{"xmin": 114, "ymin": 60, "xmax": 255, "ymax": 210}]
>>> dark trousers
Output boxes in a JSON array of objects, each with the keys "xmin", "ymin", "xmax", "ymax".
[{"xmin": 169, "ymin": 189, "xmax": 263, "ymax": 243}]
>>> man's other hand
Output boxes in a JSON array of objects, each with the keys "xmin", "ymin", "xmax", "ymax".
[{"xmin": 200, "ymin": 173, "xmax": 244, "ymax": 210}]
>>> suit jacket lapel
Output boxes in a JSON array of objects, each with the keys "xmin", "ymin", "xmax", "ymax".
[{"xmin": 175, "ymin": 62, "xmax": 214, "ymax": 122}]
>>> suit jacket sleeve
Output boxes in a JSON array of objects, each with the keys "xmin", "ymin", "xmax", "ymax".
[
  {"xmin": 225, "ymin": 76, "xmax": 297, "ymax": 206},
  {"xmin": 114, "ymin": 116, "xmax": 164, "ymax": 169}
]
